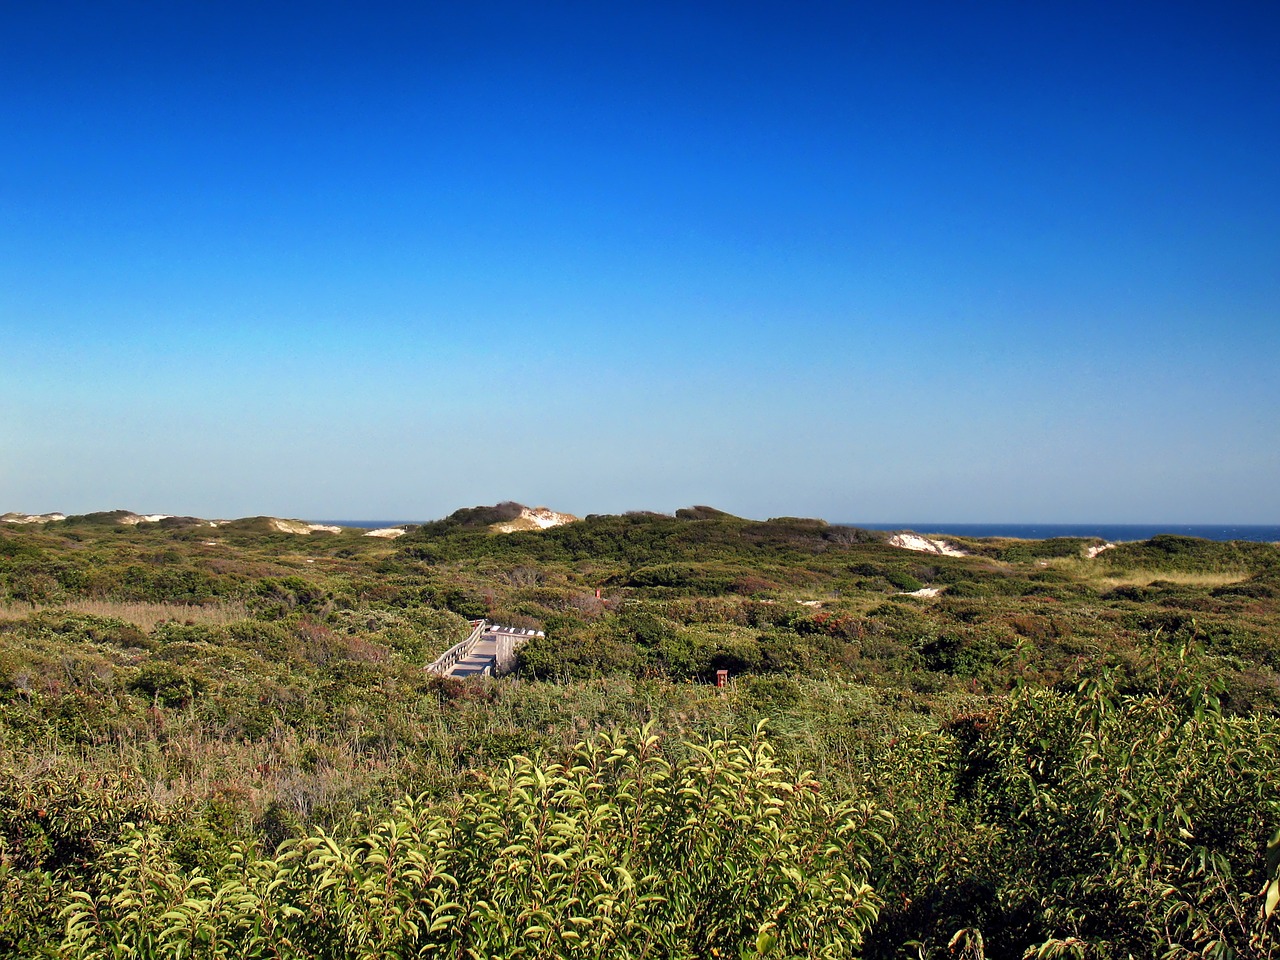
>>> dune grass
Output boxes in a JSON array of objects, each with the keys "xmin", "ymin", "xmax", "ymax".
[
  {"xmin": 1092, "ymin": 569, "xmax": 1250, "ymax": 588},
  {"xmin": 0, "ymin": 599, "xmax": 250, "ymax": 629},
  {"xmin": 1043, "ymin": 557, "xmax": 1250, "ymax": 588}
]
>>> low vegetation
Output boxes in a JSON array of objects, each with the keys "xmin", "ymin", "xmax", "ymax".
[{"xmin": 1, "ymin": 507, "xmax": 1278, "ymax": 957}]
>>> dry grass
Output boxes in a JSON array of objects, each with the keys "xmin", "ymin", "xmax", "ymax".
[
  {"xmin": 1045, "ymin": 558, "xmax": 1250, "ymax": 589},
  {"xmin": 1094, "ymin": 570, "xmax": 1250, "ymax": 589},
  {"xmin": 0, "ymin": 599, "xmax": 251, "ymax": 629}
]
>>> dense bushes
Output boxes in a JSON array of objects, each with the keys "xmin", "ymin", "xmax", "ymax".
[
  {"xmin": 58, "ymin": 726, "xmax": 886, "ymax": 959},
  {"xmin": 854, "ymin": 649, "xmax": 1280, "ymax": 957},
  {"xmin": 2, "ymin": 513, "xmax": 1280, "ymax": 956},
  {"xmin": 1099, "ymin": 535, "xmax": 1277, "ymax": 575},
  {"xmin": 952, "ymin": 650, "xmax": 1280, "ymax": 956},
  {"xmin": 5, "ymin": 665, "xmax": 1278, "ymax": 959}
]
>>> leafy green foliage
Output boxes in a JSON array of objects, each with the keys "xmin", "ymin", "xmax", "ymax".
[
  {"xmin": 1099, "ymin": 534, "xmax": 1277, "ymax": 575},
  {"xmin": 976, "ymin": 647, "xmax": 1280, "ymax": 955},
  {"xmin": 59, "ymin": 726, "xmax": 885, "ymax": 959},
  {"xmin": 1, "ymin": 510, "xmax": 1279, "ymax": 957}
]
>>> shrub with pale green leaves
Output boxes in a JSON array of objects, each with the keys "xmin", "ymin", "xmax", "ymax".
[
  {"xmin": 865, "ymin": 642, "xmax": 1280, "ymax": 958},
  {"xmin": 60, "ymin": 723, "xmax": 889, "ymax": 959}
]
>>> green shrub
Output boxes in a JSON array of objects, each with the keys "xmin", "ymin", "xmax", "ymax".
[
  {"xmin": 516, "ymin": 628, "xmax": 641, "ymax": 680},
  {"xmin": 885, "ymin": 571, "xmax": 924, "ymax": 592},
  {"xmin": 1100, "ymin": 535, "xmax": 1274, "ymax": 575},
  {"xmin": 59, "ymin": 726, "xmax": 888, "ymax": 959},
  {"xmin": 128, "ymin": 662, "xmax": 204, "ymax": 707},
  {"xmin": 873, "ymin": 647, "xmax": 1280, "ymax": 956}
]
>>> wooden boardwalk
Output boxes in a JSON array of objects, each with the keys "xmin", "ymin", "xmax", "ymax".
[{"xmin": 426, "ymin": 621, "xmax": 543, "ymax": 679}]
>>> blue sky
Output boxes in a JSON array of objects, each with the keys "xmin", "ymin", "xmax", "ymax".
[{"xmin": 2, "ymin": 1, "xmax": 1277, "ymax": 522}]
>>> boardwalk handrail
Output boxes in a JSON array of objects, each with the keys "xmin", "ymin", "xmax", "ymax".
[{"xmin": 426, "ymin": 620, "xmax": 487, "ymax": 676}]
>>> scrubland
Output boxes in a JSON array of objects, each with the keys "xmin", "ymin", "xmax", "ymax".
[{"xmin": 1, "ymin": 508, "xmax": 1278, "ymax": 958}]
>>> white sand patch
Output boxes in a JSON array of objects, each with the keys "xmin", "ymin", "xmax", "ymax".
[
  {"xmin": 270, "ymin": 519, "xmax": 343, "ymax": 535},
  {"xmin": 1, "ymin": 512, "xmax": 65, "ymax": 524},
  {"xmin": 887, "ymin": 533, "xmax": 969, "ymax": 557},
  {"xmin": 900, "ymin": 587, "xmax": 943, "ymax": 598},
  {"xmin": 493, "ymin": 506, "xmax": 580, "ymax": 533},
  {"xmin": 364, "ymin": 527, "xmax": 406, "ymax": 538},
  {"xmin": 1085, "ymin": 542, "xmax": 1116, "ymax": 559},
  {"xmin": 119, "ymin": 514, "xmax": 173, "ymax": 525},
  {"xmin": 527, "ymin": 507, "xmax": 576, "ymax": 529},
  {"xmin": 797, "ymin": 599, "xmax": 824, "ymax": 607}
]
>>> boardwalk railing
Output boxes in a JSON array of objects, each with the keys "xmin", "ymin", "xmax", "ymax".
[{"xmin": 425, "ymin": 620, "xmax": 487, "ymax": 676}]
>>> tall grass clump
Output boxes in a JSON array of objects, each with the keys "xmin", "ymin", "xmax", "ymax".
[{"xmin": 0, "ymin": 600, "xmax": 250, "ymax": 630}]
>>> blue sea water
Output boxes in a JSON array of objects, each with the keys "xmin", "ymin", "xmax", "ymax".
[{"xmin": 849, "ymin": 523, "xmax": 1280, "ymax": 543}]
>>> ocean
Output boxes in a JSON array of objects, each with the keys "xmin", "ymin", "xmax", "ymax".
[{"xmin": 847, "ymin": 523, "xmax": 1280, "ymax": 543}]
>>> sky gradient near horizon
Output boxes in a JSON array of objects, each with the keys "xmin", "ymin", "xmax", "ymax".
[{"xmin": 3, "ymin": 2, "xmax": 1278, "ymax": 523}]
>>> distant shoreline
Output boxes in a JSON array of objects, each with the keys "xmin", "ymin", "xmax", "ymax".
[
  {"xmin": 310, "ymin": 519, "xmax": 1280, "ymax": 543},
  {"xmin": 847, "ymin": 523, "xmax": 1280, "ymax": 543}
]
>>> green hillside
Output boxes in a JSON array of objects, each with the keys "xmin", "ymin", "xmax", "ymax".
[{"xmin": 1, "ymin": 508, "xmax": 1278, "ymax": 957}]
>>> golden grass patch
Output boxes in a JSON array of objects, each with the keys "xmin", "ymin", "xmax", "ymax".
[{"xmin": 0, "ymin": 599, "xmax": 250, "ymax": 629}]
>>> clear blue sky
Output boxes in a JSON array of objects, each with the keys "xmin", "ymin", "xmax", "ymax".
[{"xmin": 2, "ymin": 1, "xmax": 1277, "ymax": 522}]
